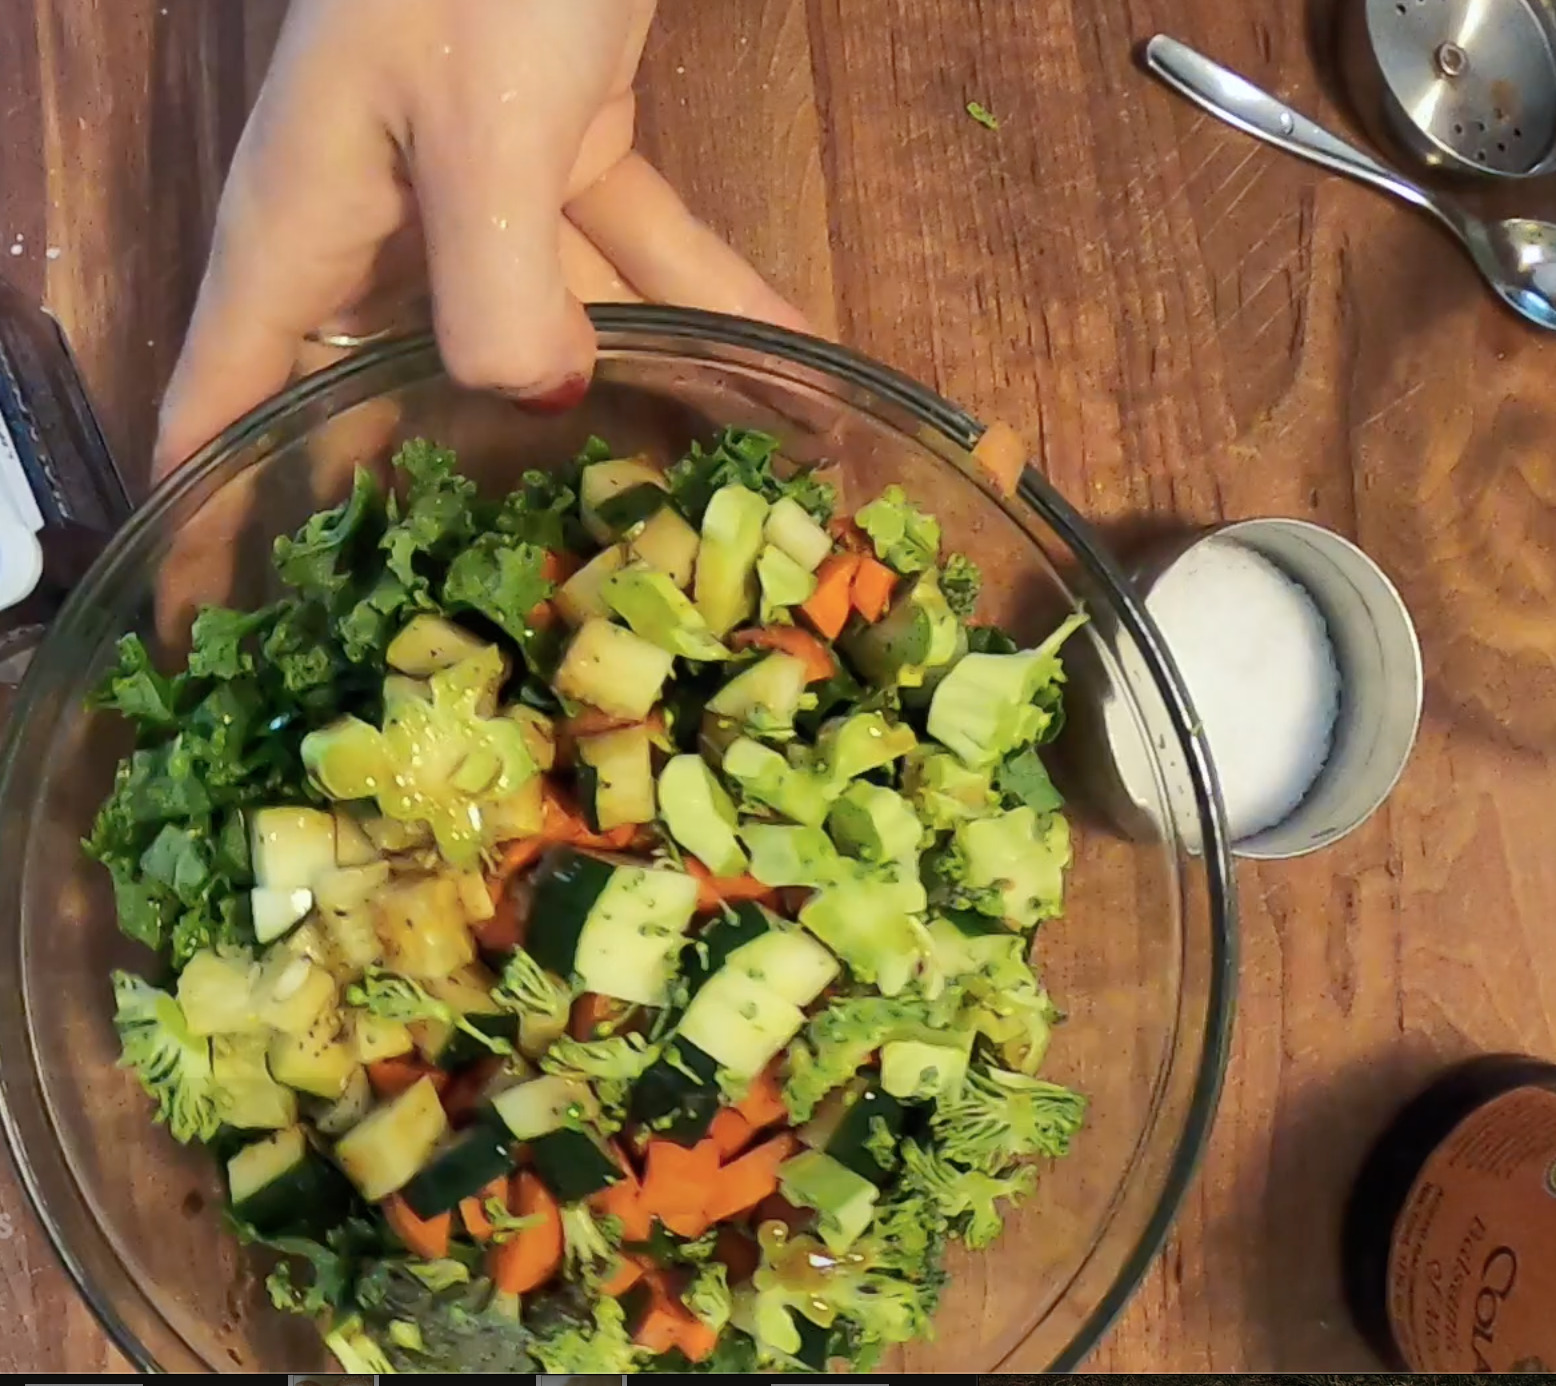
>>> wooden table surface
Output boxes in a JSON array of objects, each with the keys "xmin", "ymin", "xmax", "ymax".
[{"xmin": 4, "ymin": 0, "xmax": 1556, "ymax": 1373}]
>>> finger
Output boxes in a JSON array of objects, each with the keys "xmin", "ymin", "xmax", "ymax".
[
  {"xmin": 560, "ymin": 220, "xmax": 642, "ymax": 304},
  {"xmin": 566, "ymin": 152, "xmax": 812, "ymax": 333},
  {"xmin": 154, "ymin": 19, "xmax": 407, "ymax": 478}
]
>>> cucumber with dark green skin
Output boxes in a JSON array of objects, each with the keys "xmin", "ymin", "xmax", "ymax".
[
  {"xmin": 595, "ymin": 483, "xmax": 670, "ymax": 535},
  {"xmin": 680, "ymin": 902, "xmax": 771, "ymax": 999},
  {"xmin": 524, "ymin": 848, "xmax": 617, "ymax": 976},
  {"xmin": 433, "ymin": 1012, "xmax": 523, "ymax": 1072},
  {"xmin": 402, "ymin": 1117, "xmax": 517, "ymax": 1218},
  {"xmin": 627, "ymin": 1039, "xmax": 722, "ymax": 1145},
  {"xmin": 229, "ymin": 1139, "xmax": 355, "ymax": 1237},
  {"xmin": 528, "ymin": 1126, "xmax": 621, "ymax": 1202},
  {"xmin": 823, "ymin": 1077, "xmax": 906, "ymax": 1185}
]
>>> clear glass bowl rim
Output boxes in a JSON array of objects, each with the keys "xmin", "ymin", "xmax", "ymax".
[{"xmin": 0, "ymin": 302, "xmax": 1237, "ymax": 1371}]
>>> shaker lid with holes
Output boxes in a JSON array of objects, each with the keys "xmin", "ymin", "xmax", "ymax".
[{"xmin": 1342, "ymin": 0, "xmax": 1556, "ymax": 178}]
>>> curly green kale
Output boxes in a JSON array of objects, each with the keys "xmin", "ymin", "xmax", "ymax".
[
  {"xmin": 346, "ymin": 966, "xmax": 512, "ymax": 1056},
  {"xmin": 930, "ymin": 1066, "xmax": 1086, "ymax": 1172},
  {"xmin": 896, "ymin": 1138, "xmax": 1035, "ymax": 1249},
  {"xmin": 110, "ymin": 970, "xmax": 220, "ymax": 1142},
  {"xmin": 665, "ymin": 426, "xmax": 835, "ymax": 525}
]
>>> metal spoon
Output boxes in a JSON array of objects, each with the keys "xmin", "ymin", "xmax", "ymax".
[{"xmin": 1143, "ymin": 33, "xmax": 1556, "ymax": 332}]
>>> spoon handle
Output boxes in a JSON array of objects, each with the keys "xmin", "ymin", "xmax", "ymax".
[{"xmin": 1143, "ymin": 35, "xmax": 1444, "ymax": 221}]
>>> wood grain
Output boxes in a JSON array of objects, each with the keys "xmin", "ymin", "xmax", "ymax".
[{"xmin": 5, "ymin": 0, "xmax": 1556, "ymax": 1372}]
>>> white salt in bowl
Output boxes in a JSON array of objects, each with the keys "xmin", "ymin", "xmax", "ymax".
[{"xmin": 1103, "ymin": 518, "xmax": 1423, "ymax": 860}]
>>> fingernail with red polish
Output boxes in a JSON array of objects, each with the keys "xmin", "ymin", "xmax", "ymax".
[{"xmin": 510, "ymin": 374, "xmax": 589, "ymax": 415}]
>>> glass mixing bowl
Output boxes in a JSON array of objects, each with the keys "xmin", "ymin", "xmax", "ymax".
[{"xmin": 0, "ymin": 306, "xmax": 1235, "ymax": 1372}]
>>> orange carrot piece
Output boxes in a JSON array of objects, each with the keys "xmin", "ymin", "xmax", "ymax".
[
  {"xmin": 730, "ymin": 626, "xmax": 836, "ymax": 684},
  {"xmin": 458, "ymin": 1175, "xmax": 510, "ymax": 1242},
  {"xmin": 709, "ymin": 1107, "xmax": 755, "ymax": 1160},
  {"xmin": 383, "ymin": 1194, "xmax": 451, "ymax": 1260},
  {"xmin": 829, "ymin": 517, "xmax": 872, "ymax": 553},
  {"xmin": 705, "ymin": 1133, "xmax": 798, "ymax": 1224},
  {"xmin": 488, "ymin": 1171, "xmax": 562, "ymax": 1294},
  {"xmin": 734, "ymin": 1067, "xmax": 789, "ymax": 1130},
  {"xmin": 541, "ymin": 550, "xmax": 579, "ymax": 583},
  {"xmin": 642, "ymin": 1138, "xmax": 722, "ymax": 1218},
  {"xmin": 367, "ymin": 1057, "xmax": 448, "ymax": 1101},
  {"xmin": 592, "ymin": 1145, "xmax": 654, "ymax": 1241},
  {"xmin": 684, "ymin": 857, "xmax": 779, "ymax": 913},
  {"xmin": 633, "ymin": 1302, "xmax": 688, "ymax": 1356},
  {"xmin": 492, "ymin": 835, "xmax": 545, "ymax": 890},
  {"xmin": 850, "ymin": 555, "xmax": 898, "ymax": 622},
  {"xmin": 799, "ymin": 553, "xmax": 861, "ymax": 640},
  {"xmin": 599, "ymin": 1255, "xmax": 646, "ymax": 1297},
  {"xmin": 676, "ymin": 1315, "xmax": 720, "ymax": 1363},
  {"xmin": 970, "ymin": 419, "xmax": 1026, "ymax": 498}
]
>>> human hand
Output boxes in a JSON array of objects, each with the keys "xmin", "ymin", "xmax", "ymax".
[{"xmin": 153, "ymin": 0, "xmax": 809, "ymax": 477}]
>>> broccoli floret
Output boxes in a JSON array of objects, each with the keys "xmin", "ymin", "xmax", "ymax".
[
  {"xmin": 930, "ymin": 1066, "xmax": 1086, "ymax": 1172},
  {"xmin": 963, "ymin": 966, "xmax": 1062, "ymax": 1075},
  {"xmin": 926, "ymin": 611, "xmax": 1087, "ymax": 768},
  {"xmin": 952, "ymin": 806, "xmax": 1071, "ymax": 929},
  {"xmin": 530, "ymin": 1294, "xmax": 640, "ymax": 1374},
  {"xmin": 541, "ymin": 1032, "xmax": 659, "ymax": 1125},
  {"xmin": 346, "ymin": 966, "xmax": 512, "ymax": 1056},
  {"xmin": 324, "ymin": 1314, "xmax": 395, "ymax": 1374},
  {"xmin": 685, "ymin": 1261, "xmax": 733, "ymax": 1331},
  {"xmin": 738, "ymin": 1223, "xmax": 939, "ymax": 1361},
  {"xmin": 782, "ymin": 992, "xmax": 953, "ymax": 1122},
  {"xmin": 902, "ymin": 748, "xmax": 999, "ymax": 830},
  {"xmin": 110, "ymin": 970, "xmax": 221, "ymax": 1143},
  {"xmin": 854, "ymin": 486, "xmax": 941, "ymax": 573},
  {"xmin": 896, "ymin": 1139, "xmax": 1035, "ymax": 1249},
  {"xmin": 561, "ymin": 1203, "xmax": 624, "ymax": 1286},
  {"xmin": 490, "ymin": 946, "xmax": 571, "ymax": 1030},
  {"xmin": 940, "ymin": 553, "xmax": 982, "ymax": 620}
]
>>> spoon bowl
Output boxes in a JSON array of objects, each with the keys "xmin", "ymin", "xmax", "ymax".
[{"xmin": 1144, "ymin": 35, "xmax": 1556, "ymax": 335}]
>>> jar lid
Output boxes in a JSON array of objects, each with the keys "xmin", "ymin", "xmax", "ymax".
[{"xmin": 0, "ymin": 415, "xmax": 42, "ymax": 613}]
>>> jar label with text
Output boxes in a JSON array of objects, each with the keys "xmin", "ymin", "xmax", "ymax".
[{"xmin": 1386, "ymin": 1084, "xmax": 1556, "ymax": 1371}]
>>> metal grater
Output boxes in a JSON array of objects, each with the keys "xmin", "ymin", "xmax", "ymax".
[{"xmin": 1342, "ymin": 0, "xmax": 1556, "ymax": 178}]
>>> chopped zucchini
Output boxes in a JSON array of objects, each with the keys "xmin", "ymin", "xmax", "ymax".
[
  {"xmin": 764, "ymin": 496, "xmax": 833, "ymax": 572},
  {"xmin": 628, "ymin": 1039, "xmax": 721, "ymax": 1144},
  {"xmin": 717, "ymin": 926, "xmax": 838, "ymax": 1008},
  {"xmin": 250, "ymin": 806, "xmax": 338, "ymax": 891},
  {"xmin": 252, "ymin": 952, "xmax": 338, "ymax": 1035},
  {"xmin": 268, "ymin": 1012, "xmax": 360, "ymax": 1100},
  {"xmin": 756, "ymin": 544, "xmax": 817, "ymax": 620},
  {"xmin": 840, "ymin": 570, "xmax": 959, "ymax": 688},
  {"xmin": 879, "ymin": 1032, "xmax": 972, "ymax": 1102},
  {"xmin": 577, "ymin": 724, "xmax": 657, "ymax": 832},
  {"xmin": 602, "ymin": 563, "xmax": 730, "ymax": 662},
  {"xmin": 228, "ymin": 1125, "xmax": 349, "ymax": 1236},
  {"xmin": 678, "ymin": 968, "xmax": 805, "ymax": 1081},
  {"xmin": 553, "ymin": 618, "xmax": 675, "ymax": 722},
  {"xmin": 212, "ymin": 1034, "xmax": 298, "ymax": 1131},
  {"xmin": 572, "ymin": 864, "xmax": 699, "ymax": 1006},
  {"xmin": 374, "ymin": 875, "xmax": 476, "ymax": 980},
  {"xmin": 335, "ymin": 1075, "xmax": 450, "ymax": 1202},
  {"xmin": 177, "ymin": 949, "xmax": 260, "ymax": 1036},
  {"xmin": 315, "ymin": 862, "xmax": 390, "ymax": 972},
  {"xmin": 333, "ymin": 808, "xmax": 382, "ymax": 868},
  {"xmin": 798, "ymin": 1074, "xmax": 905, "ymax": 1185},
  {"xmin": 361, "ymin": 815, "xmax": 433, "ymax": 855},
  {"xmin": 421, "ymin": 965, "xmax": 521, "ymax": 1069},
  {"xmin": 311, "ymin": 1064, "xmax": 375, "ymax": 1137},
  {"xmin": 705, "ymin": 652, "xmax": 808, "ymax": 733},
  {"xmin": 530, "ymin": 1127, "xmax": 621, "ymax": 1202},
  {"xmin": 580, "ymin": 458, "xmax": 668, "ymax": 545},
  {"xmin": 555, "ymin": 544, "xmax": 629, "ymax": 627},
  {"xmin": 402, "ymin": 1119, "xmax": 517, "ymax": 1218},
  {"xmin": 490, "ymin": 1076, "xmax": 618, "ymax": 1200},
  {"xmin": 524, "ymin": 848, "xmax": 617, "ymax": 978},
  {"xmin": 694, "ymin": 483, "xmax": 770, "ymax": 636},
  {"xmin": 506, "ymin": 705, "xmax": 557, "ymax": 773},
  {"xmin": 387, "ymin": 614, "xmax": 491, "ymax": 677},
  {"xmin": 778, "ymin": 1148, "xmax": 878, "ymax": 1253},
  {"xmin": 626, "ymin": 505, "xmax": 700, "ymax": 588},
  {"xmin": 657, "ymin": 754, "xmax": 746, "ymax": 877},
  {"xmin": 723, "ymin": 737, "xmax": 834, "ymax": 828},
  {"xmin": 679, "ymin": 903, "xmax": 772, "ymax": 1000},
  {"xmin": 483, "ymin": 772, "xmax": 546, "ymax": 843},
  {"xmin": 491, "ymin": 1074, "xmax": 595, "ymax": 1140}
]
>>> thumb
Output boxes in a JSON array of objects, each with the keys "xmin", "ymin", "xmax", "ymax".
[{"xmin": 409, "ymin": 112, "xmax": 596, "ymax": 411}]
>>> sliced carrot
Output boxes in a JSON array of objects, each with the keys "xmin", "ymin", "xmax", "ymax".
[
  {"xmin": 734, "ymin": 1067, "xmax": 789, "ymax": 1130},
  {"xmin": 599, "ymin": 1254, "xmax": 646, "ymax": 1297},
  {"xmin": 491, "ymin": 835, "xmax": 545, "ymax": 890},
  {"xmin": 633, "ymin": 1301, "xmax": 688, "ymax": 1355},
  {"xmin": 829, "ymin": 517, "xmax": 872, "ymax": 553},
  {"xmin": 799, "ymin": 552, "xmax": 861, "ymax": 640},
  {"xmin": 458, "ymin": 1175, "xmax": 510, "ymax": 1242},
  {"xmin": 488, "ymin": 1171, "xmax": 563, "ymax": 1294},
  {"xmin": 367, "ymin": 1057, "xmax": 448, "ymax": 1101},
  {"xmin": 592, "ymin": 1146, "xmax": 654, "ymax": 1241},
  {"xmin": 642, "ymin": 1138, "xmax": 722, "ymax": 1217},
  {"xmin": 709, "ymin": 1107, "xmax": 755, "ymax": 1160},
  {"xmin": 970, "ymin": 419, "xmax": 1026, "ymax": 498},
  {"xmin": 677, "ymin": 1315, "xmax": 720, "ymax": 1363},
  {"xmin": 383, "ymin": 1193, "xmax": 451, "ymax": 1260},
  {"xmin": 541, "ymin": 550, "xmax": 580, "ymax": 583},
  {"xmin": 684, "ymin": 857, "xmax": 779, "ymax": 914},
  {"xmin": 705, "ymin": 1133, "xmax": 798, "ymax": 1224},
  {"xmin": 850, "ymin": 555, "xmax": 898, "ymax": 622},
  {"xmin": 730, "ymin": 626, "xmax": 836, "ymax": 684},
  {"xmin": 569, "ymin": 991, "xmax": 628, "ymax": 1041}
]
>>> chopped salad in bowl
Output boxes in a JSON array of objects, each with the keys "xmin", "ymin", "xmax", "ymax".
[{"xmin": 89, "ymin": 427, "xmax": 1088, "ymax": 1374}]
